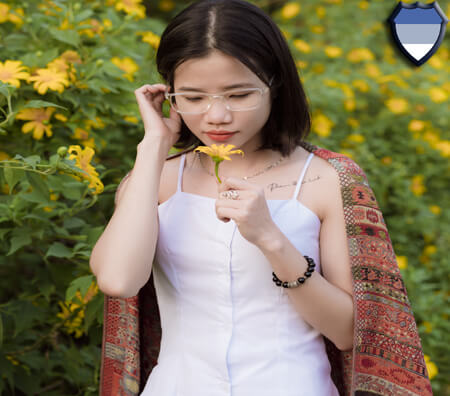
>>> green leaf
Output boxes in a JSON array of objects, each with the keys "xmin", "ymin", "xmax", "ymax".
[
  {"xmin": 22, "ymin": 100, "xmax": 67, "ymax": 111},
  {"xmin": 3, "ymin": 165, "xmax": 25, "ymax": 194},
  {"xmin": 74, "ymin": 9, "xmax": 94, "ymax": 24},
  {"xmin": 46, "ymin": 242, "xmax": 73, "ymax": 259},
  {"xmin": 84, "ymin": 292, "xmax": 104, "ymax": 332},
  {"xmin": 49, "ymin": 27, "xmax": 80, "ymax": 47},
  {"xmin": 66, "ymin": 275, "xmax": 94, "ymax": 301},
  {"xmin": 7, "ymin": 233, "xmax": 32, "ymax": 256},
  {"xmin": 26, "ymin": 172, "xmax": 49, "ymax": 200}
]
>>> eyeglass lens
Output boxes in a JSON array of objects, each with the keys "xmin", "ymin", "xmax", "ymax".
[{"xmin": 170, "ymin": 89, "xmax": 263, "ymax": 113}]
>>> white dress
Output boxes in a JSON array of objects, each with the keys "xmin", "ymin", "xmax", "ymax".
[{"xmin": 141, "ymin": 152, "xmax": 340, "ymax": 396}]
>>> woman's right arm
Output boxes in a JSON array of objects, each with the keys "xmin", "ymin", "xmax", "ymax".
[{"xmin": 89, "ymin": 84, "xmax": 182, "ymax": 298}]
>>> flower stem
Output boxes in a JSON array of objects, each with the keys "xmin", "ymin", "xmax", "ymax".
[{"xmin": 215, "ymin": 162, "xmax": 221, "ymax": 183}]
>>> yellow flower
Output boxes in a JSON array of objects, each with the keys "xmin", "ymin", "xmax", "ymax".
[
  {"xmin": 158, "ymin": 0, "xmax": 175, "ymax": 12},
  {"xmin": 194, "ymin": 144, "xmax": 244, "ymax": 184},
  {"xmin": 434, "ymin": 140, "xmax": 450, "ymax": 157},
  {"xmin": 428, "ymin": 55, "xmax": 444, "ymax": 69},
  {"xmin": 311, "ymin": 63, "xmax": 325, "ymax": 74},
  {"xmin": 54, "ymin": 113, "xmax": 67, "ymax": 122},
  {"xmin": 84, "ymin": 116, "xmax": 105, "ymax": 130},
  {"xmin": 0, "ymin": 2, "xmax": 10, "ymax": 23},
  {"xmin": 381, "ymin": 156, "xmax": 392, "ymax": 165},
  {"xmin": 111, "ymin": 56, "xmax": 139, "ymax": 81},
  {"xmin": 310, "ymin": 25, "xmax": 324, "ymax": 34},
  {"xmin": 422, "ymin": 130, "xmax": 439, "ymax": 146},
  {"xmin": 6, "ymin": 7, "xmax": 24, "ymax": 27},
  {"xmin": 364, "ymin": 63, "xmax": 381, "ymax": 78},
  {"xmin": 115, "ymin": 0, "xmax": 146, "ymax": 19},
  {"xmin": 429, "ymin": 87, "xmax": 448, "ymax": 103},
  {"xmin": 293, "ymin": 39, "xmax": 311, "ymax": 53},
  {"xmin": 352, "ymin": 79, "xmax": 370, "ymax": 92},
  {"xmin": 79, "ymin": 18, "xmax": 105, "ymax": 38},
  {"xmin": 140, "ymin": 31, "xmax": 161, "ymax": 49},
  {"xmin": 422, "ymin": 321, "xmax": 433, "ymax": 333},
  {"xmin": 410, "ymin": 175, "xmax": 426, "ymax": 196},
  {"xmin": 396, "ymin": 255, "xmax": 408, "ymax": 270},
  {"xmin": 0, "ymin": 60, "xmax": 30, "ymax": 88},
  {"xmin": 423, "ymin": 245, "xmax": 437, "ymax": 256},
  {"xmin": 281, "ymin": 2, "xmax": 301, "ymax": 19},
  {"xmin": 428, "ymin": 205, "xmax": 441, "ymax": 215},
  {"xmin": 408, "ymin": 120, "xmax": 426, "ymax": 132},
  {"xmin": 347, "ymin": 48, "xmax": 375, "ymax": 63},
  {"xmin": 340, "ymin": 150, "xmax": 354, "ymax": 160},
  {"xmin": 0, "ymin": 151, "xmax": 11, "ymax": 161},
  {"xmin": 347, "ymin": 118, "xmax": 360, "ymax": 129},
  {"xmin": 359, "ymin": 1, "xmax": 369, "ymax": 9},
  {"xmin": 16, "ymin": 107, "xmax": 55, "ymax": 140},
  {"xmin": 60, "ymin": 50, "xmax": 82, "ymax": 65},
  {"xmin": 344, "ymin": 98, "xmax": 355, "ymax": 111},
  {"xmin": 312, "ymin": 113, "xmax": 334, "ymax": 137},
  {"xmin": 296, "ymin": 60, "xmax": 308, "ymax": 69},
  {"xmin": 28, "ymin": 67, "xmax": 70, "ymax": 94},
  {"xmin": 316, "ymin": 6, "xmax": 326, "ymax": 18},
  {"xmin": 74, "ymin": 127, "xmax": 90, "ymax": 140},
  {"xmin": 324, "ymin": 46, "xmax": 342, "ymax": 58},
  {"xmin": 385, "ymin": 97, "xmax": 409, "ymax": 114},
  {"xmin": 347, "ymin": 134, "xmax": 365, "ymax": 143},
  {"xmin": 423, "ymin": 355, "xmax": 438, "ymax": 380},
  {"xmin": 124, "ymin": 115, "xmax": 138, "ymax": 123},
  {"xmin": 67, "ymin": 145, "xmax": 104, "ymax": 194}
]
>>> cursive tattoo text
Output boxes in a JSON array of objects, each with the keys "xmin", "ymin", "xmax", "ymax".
[{"xmin": 266, "ymin": 176, "xmax": 321, "ymax": 192}]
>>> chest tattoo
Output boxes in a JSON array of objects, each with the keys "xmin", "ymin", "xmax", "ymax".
[{"xmin": 266, "ymin": 175, "xmax": 321, "ymax": 192}]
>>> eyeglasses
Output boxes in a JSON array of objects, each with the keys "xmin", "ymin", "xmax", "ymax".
[{"xmin": 165, "ymin": 82, "xmax": 272, "ymax": 115}]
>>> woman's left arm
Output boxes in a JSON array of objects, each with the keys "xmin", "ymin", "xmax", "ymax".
[{"xmin": 257, "ymin": 167, "xmax": 354, "ymax": 351}]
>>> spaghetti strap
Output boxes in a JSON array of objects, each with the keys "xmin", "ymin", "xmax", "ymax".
[
  {"xmin": 291, "ymin": 152, "xmax": 314, "ymax": 201},
  {"xmin": 177, "ymin": 153, "xmax": 187, "ymax": 192}
]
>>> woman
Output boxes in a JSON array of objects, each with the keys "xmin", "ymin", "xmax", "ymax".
[{"xmin": 91, "ymin": 1, "xmax": 432, "ymax": 395}]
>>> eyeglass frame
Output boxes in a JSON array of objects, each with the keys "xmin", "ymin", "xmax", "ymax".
[{"xmin": 164, "ymin": 76, "xmax": 274, "ymax": 115}]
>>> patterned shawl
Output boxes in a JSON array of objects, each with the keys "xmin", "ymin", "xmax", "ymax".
[{"xmin": 99, "ymin": 142, "xmax": 433, "ymax": 395}]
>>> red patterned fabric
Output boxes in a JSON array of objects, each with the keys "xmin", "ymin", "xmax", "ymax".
[{"xmin": 99, "ymin": 142, "xmax": 433, "ymax": 396}]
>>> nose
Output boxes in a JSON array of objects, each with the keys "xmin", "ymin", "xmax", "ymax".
[{"xmin": 204, "ymin": 96, "xmax": 232, "ymax": 123}]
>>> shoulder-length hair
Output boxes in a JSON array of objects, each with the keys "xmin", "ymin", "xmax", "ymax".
[{"xmin": 156, "ymin": 0, "xmax": 311, "ymax": 157}]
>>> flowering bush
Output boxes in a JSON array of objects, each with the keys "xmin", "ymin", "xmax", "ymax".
[{"xmin": 0, "ymin": 0, "xmax": 448, "ymax": 394}]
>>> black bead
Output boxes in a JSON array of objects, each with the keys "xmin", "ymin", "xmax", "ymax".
[
  {"xmin": 305, "ymin": 271, "xmax": 312, "ymax": 277},
  {"xmin": 308, "ymin": 266, "xmax": 315, "ymax": 271},
  {"xmin": 282, "ymin": 282, "xmax": 288, "ymax": 288},
  {"xmin": 276, "ymin": 280, "xmax": 282, "ymax": 286},
  {"xmin": 297, "ymin": 277, "xmax": 305, "ymax": 283}
]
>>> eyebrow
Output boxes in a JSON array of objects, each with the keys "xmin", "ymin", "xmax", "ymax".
[{"xmin": 177, "ymin": 83, "xmax": 256, "ymax": 92}]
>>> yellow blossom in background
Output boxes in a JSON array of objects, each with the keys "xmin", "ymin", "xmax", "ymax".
[
  {"xmin": 311, "ymin": 63, "xmax": 325, "ymax": 74},
  {"xmin": 428, "ymin": 205, "xmax": 441, "ymax": 215},
  {"xmin": 316, "ymin": 6, "xmax": 326, "ymax": 18},
  {"xmin": 296, "ymin": 60, "xmax": 308, "ymax": 69},
  {"xmin": 28, "ymin": 67, "xmax": 70, "ymax": 94},
  {"xmin": 158, "ymin": 0, "xmax": 175, "ymax": 12},
  {"xmin": 60, "ymin": 50, "xmax": 82, "ymax": 65},
  {"xmin": 324, "ymin": 46, "xmax": 342, "ymax": 58},
  {"xmin": 124, "ymin": 115, "xmax": 139, "ymax": 123},
  {"xmin": 312, "ymin": 113, "xmax": 334, "ymax": 137},
  {"xmin": 344, "ymin": 98, "xmax": 356, "ymax": 111},
  {"xmin": 422, "ymin": 321, "xmax": 433, "ymax": 333},
  {"xmin": 423, "ymin": 245, "xmax": 437, "ymax": 256},
  {"xmin": 385, "ymin": 97, "xmax": 409, "ymax": 114},
  {"xmin": 85, "ymin": 116, "xmax": 105, "ymax": 130},
  {"xmin": 140, "ymin": 31, "xmax": 161, "ymax": 49},
  {"xmin": 434, "ymin": 140, "xmax": 450, "ymax": 157},
  {"xmin": 381, "ymin": 156, "xmax": 392, "ymax": 165},
  {"xmin": 428, "ymin": 55, "xmax": 444, "ymax": 69},
  {"xmin": 423, "ymin": 355, "xmax": 438, "ymax": 379},
  {"xmin": 0, "ymin": 3, "xmax": 9, "ymax": 23},
  {"xmin": 293, "ymin": 39, "xmax": 311, "ymax": 53},
  {"xmin": 79, "ymin": 18, "xmax": 105, "ymax": 38},
  {"xmin": 310, "ymin": 25, "xmax": 324, "ymax": 34},
  {"xmin": 340, "ymin": 150, "xmax": 354, "ymax": 160},
  {"xmin": 0, "ymin": 151, "xmax": 11, "ymax": 161},
  {"xmin": 352, "ymin": 79, "xmax": 369, "ymax": 92},
  {"xmin": 359, "ymin": 1, "xmax": 369, "ymax": 9},
  {"xmin": 364, "ymin": 63, "xmax": 382, "ymax": 78},
  {"xmin": 47, "ymin": 57, "xmax": 76, "ymax": 82},
  {"xmin": 0, "ymin": 60, "xmax": 30, "ymax": 88},
  {"xmin": 54, "ymin": 113, "xmax": 67, "ymax": 122},
  {"xmin": 111, "ymin": 56, "xmax": 139, "ymax": 81},
  {"xmin": 347, "ymin": 117, "xmax": 360, "ymax": 129},
  {"xmin": 410, "ymin": 175, "xmax": 426, "ymax": 196},
  {"xmin": 67, "ymin": 145, "xmax": 104, "ymax": 194},
  {"xmin": 6, "ymin": 6, "xmax": 24, "ymax": 27},
  {"xmin": 347, "ymin": 133, "xmax": 365, "ymax": 143},
  {"xmin": 347, "ymin": 48, "xmax": 375, "ymax": 63},
  {"xmin": 408, "ymin": 119, "xmax": 426, "ymax": 132},
  {"xmin": 281, "ymin": 29, "xmax": 291, "ymax": 40},
  {"xmin": 280, "ymin": 2, "xmax": 301, "ymax": 19},
  {"xmin": 73, "ymin": 128, "xmax": 96, "ymax": 148},
  {"xmin": 16, "ymin": 107, "xmax": 55, "ymax": 140},
  {"xmin": 115, "ymin": 0, "xmax": 146, "ymax": 19},
  {"xmin": 422, "ymin": 130, "xmax": 439, "ymax": 146},
  {"xmin": 396, "ymin": 255, "xmax": 408, "ymax": 270},
  {"xmin": 323, "ymin": 79, "xmax": 340, "ymax": 88},
  {"xmin": 428, "ymin": 87, "xmax": 448, "ymax": 103}
]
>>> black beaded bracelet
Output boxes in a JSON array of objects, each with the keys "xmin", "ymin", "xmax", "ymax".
[{"xmin": 272, "ymin": 255, "xmax": 316, "ymax": 289}]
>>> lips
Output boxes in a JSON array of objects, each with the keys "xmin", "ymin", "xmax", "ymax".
[{"xmin": 205, "ymin": 131, "xmax": 236, "ymax": 135}]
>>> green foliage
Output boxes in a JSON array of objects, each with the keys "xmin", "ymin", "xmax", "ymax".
[{"xmin": 0, "ymin": 0, "xmax": 448, "ymax": 394}]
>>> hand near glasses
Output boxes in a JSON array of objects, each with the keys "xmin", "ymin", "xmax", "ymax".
[
  {"xmin": 134, "ymin": 84, "xmax": 182, "ymax": 147},
  {"xmin": 216, "ymin": 177, "xmax": 279, "ymax": 249}
]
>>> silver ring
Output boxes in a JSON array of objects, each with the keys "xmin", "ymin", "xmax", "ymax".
[{"xmin": 222, "ymin": 190, "xmax": 240, "ymax": 199}]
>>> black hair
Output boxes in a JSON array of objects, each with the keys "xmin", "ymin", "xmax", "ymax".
[{"xmin": 156, "ymin": 0, "xmax": 311, "ymax": 157}]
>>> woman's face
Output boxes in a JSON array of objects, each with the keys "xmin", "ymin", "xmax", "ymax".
[{"xmin": 172, "ymin": 50, "xmax": 272, "ymax": 153}]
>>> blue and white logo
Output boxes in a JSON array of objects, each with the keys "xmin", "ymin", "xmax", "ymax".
[{"xmin": 387, "ymin": 1, "xmax": 448, "ymax": 66}]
